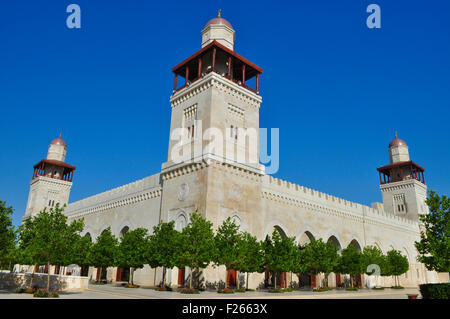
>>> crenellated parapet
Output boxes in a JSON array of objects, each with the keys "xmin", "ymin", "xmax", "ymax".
[
  {"xmin": 261, "ymin": 175, "xmax": 419, "ymax": 233},
  {"xmin": 65, "ymin": 173, "xmax": 162, "ymax": 219}
]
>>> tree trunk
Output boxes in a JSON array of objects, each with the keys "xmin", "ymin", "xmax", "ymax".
[
  {"xmin": 274, "ymin": 272, "xmax": 277, "ymax": 289},
  {"xmin": 350, "ymin": 275, "xmax": 353, "ymax": 288},
  {"xmin": 131, "ymin": 268, "xmax": 134, "ymax": 285},
  {"xmin": 225, "ymin": 268, "xmax": 228, "ymax": 289},
  {"xmin": 97, "ymin": 267, "xmax": 101, "ymax": 283},
  {"xmin": 29, "ymin": 266, "xmax": 35, "ymax": 289},
  {"xmin": 47, "ymin": 260, "xmax": 51, "ymax": 291},
  {"xmin": 162, "ymin": 267, "xmax": 166, "ymax": 287},
  {"xmin": 246, "ymin": 272, "xmax": 249, "ymax": 290},
  {"xmin": 189, "ymin": 267, "xmax": 193, "ymax": 289},
  {"xmin": 237, "ymin": 271, "xmax": 240, "ymax": 290},
  {"xmin": 290, "ymin": 272, "xmax": 293, "ymax": 288}
]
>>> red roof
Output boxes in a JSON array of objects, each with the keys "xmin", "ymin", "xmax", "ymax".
[
  {"xmin": 33, "ymin": 159, "xmax": 76, "ymax": 170},
  {"xmin": 377, "ymin": 160, "xmax": 424, "ymax": 172},
  {"xmin": 171, "ymin": 40, "xmax": 263, "ymax": 75}
]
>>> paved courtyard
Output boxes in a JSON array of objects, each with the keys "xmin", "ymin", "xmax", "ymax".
[{"xmin": 0, "ymin": 284, "xmax": 421, "ymax": 299}]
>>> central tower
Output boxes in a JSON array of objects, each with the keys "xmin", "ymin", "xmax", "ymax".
[
  {"xmin": 160, "ymin": 13, "xmax": 264, "ymax": 230},
  {"xmin": 159, "ymin": 13, "xmax": 265, "ymax": 285},
  {"xmin": 163, "ymin": 13, "xmax": 263, "ymax": 176}
]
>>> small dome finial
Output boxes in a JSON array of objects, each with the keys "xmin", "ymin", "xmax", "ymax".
[
  {"xmin": 395, "ymin": 131, "xmax": 397, "ymax": 139},
  {"xmin": 59, "ymin": 132, "xmax": 62, "ymax": 139},
  {"xmin": 218, "ymin": 9, "xmax": 221, "ymax": 18}
]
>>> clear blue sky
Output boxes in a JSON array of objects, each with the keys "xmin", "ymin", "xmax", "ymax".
[{"xmin": 1, "ymin": 0, "xmax": 449, "ymax": 226}]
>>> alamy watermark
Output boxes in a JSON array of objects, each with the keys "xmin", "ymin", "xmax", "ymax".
[
  {"xmin": 169, "ymin": 121, "xmax": 279, "ymax": 174},
  {"xmin": 66, "ymin": 4, "xmax": 81, "ymax": 29},
  {"xmin": 366, "ymin": 4, "xmax": 381, "ymax": 29}
]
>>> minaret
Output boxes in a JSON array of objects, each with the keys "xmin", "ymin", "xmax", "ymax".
[
  {"xmin": 24, "ymin": 135, "xmax": 76, "ymax": 219},
  {"xmin": 164, "ymin": 12, "xmax": 263, "ymax": 172},
  {"xmin": 160, "ymin": 13, "xmax": 265, "ymax": 286},
  {"xmin": 377, "ymin": 133, "xmax": 428, "ymax": 220},
  {"xmin": 160, "ymin": 13, "xmax": 264, "ymax": 222}
]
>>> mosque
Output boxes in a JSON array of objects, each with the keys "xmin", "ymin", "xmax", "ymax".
[{"xmin": 23, "ymin": 13, "xmax": 448, "ymax": 289}]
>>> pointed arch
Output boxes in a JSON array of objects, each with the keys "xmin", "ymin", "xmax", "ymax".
[
  {"xmin": 84, "ymin": 232, "xmax": 92, "ymax": 242},
  {"xmin": 229, "ymin": 212, "xmax": 248, "ymax": 232},
  {"xmin": 263, "ymin": 221, "xmax": 289, "ymax": 239},
  {"xmin": 98, "ymin": 225, "xmax": 111, "ymax": 238},
  {"xmin": 298, "ymin": 231, "xmax": 315, "ymax": 246},
  {"xmin": 273, "ymin": 225, "xmax": 287, "ymax": 238},
  {"xmin": 327, "ymin": 235, "xmax": 342, "ymax": 252},
  {"xmin": 119, "ymin": 226, "xmax": 129, "ymax": 238},
  {"xmin": 82, "ymin": 226, "xmax": 94, "ymax": 239},
  {"xmin": 175, "ymin": 211, "xmax": 188, "ymax": 232},
  {"xmin": 402, "ymin": 247, "xmax": 410, "ymax": 263},
  {"xmin": 348, "ymin": 239, "xmax": 362, "ymax": 252},
  {"xmin": 116, "ymin": 219, "xmax": 135, "ymax": 237}
]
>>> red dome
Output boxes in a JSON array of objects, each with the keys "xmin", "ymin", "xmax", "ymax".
[
  {"xmin": 389, "ymin": 138, "xmax": 407, "ymax": 148},
  {"xmin": 205, "ymin": 17, "xmax": 233, "ymax": 29},
  {"xmin": 50, "ymin": 137, "xmax": 67, "ymax": 147}
]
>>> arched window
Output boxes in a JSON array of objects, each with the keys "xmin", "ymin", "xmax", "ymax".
[
  {"xmin": 273, "ymin": 225, "xmax": 287, "ymax": 238},
  {"xmin": 299, "ymin": 231, "xmax": 315, "ymax": 245},
  {"xmin": 349, "ymin": 239, "xmax": 362, "ymax": 252},
  {"xmin": 327, "ymin": 235, "xmax": 342, "ymax": 253},
  {"xmin": 120, "ymin": 226, "xmax": 129, "ymax": 238},
  {"xmin": 175, "ymin": 214, "xmax": 187, "ymax": 232},
  {"xmin": 231, "ymin": 215, "xmax": 241, "ymax": 228}
]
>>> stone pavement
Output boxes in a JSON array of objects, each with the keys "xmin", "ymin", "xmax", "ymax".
[{"xmin": 0, "ymin": 284, "xmax": 421, "ymax": 299}]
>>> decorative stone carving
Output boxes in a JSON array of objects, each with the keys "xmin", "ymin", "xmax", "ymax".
[
  {"xmin": 228, "ymin": 184, "xmax": 242, "ymax": 201},
  {"xmin": 178, "ymin": 183, "xmax": 189, "ymax": 201}
]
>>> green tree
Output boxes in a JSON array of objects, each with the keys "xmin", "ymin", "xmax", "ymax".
[
  {"xmin": 234, "ymin": 232, "xmax": 265, "ymax": 290},
  {"xmin": 117, "ymin": 228, "xmax": 148, "ymax": 285},
  {"xmin": 0, "ymin": 201, "xmax": 17, "ymax": 268},
  {"xmin": 361, "ymin": 245, "xmax": 387, "ymax": 276},
  {"xmin": 214, "ymin": 217, "xmax": 241, "ymax": 288},
  {"xmin": 302, "ymin": 239, "xmax": 339, "ymax": 288},
  {"xmin": 263, "ymin": 229, "xmax": 298, "ymax": 289},
  {"xmin": 415, "ymin": 190, "xmax": 449, "ymax": 272},
  {"xmin": 88, "ymin": 227, "xmax": 119, "ymax": 282},
  {"xmin": 16, "ymin": 221, "xmax": 38, "ymax": 288},
  {"xmin": 386, "ymin": 249, "xmax": 409, "ymax": 287},
  {"xmin": 146, "ymin": 222, "xmax": 180, "ymax": 287},
  {"xmin": 292, "ymin": 245, "xmax": 308, "ymax": 282},
  {"xmin": 17, "ymin": 204, "xmax": 84, "ymax": 291},
  {"xmin": 177, "ymin": 212, "xmax": 215, "ymax": 289},
  {"xmin": 70, "ymin": 233, "xmax": 92, "ymax": 275},
  {"xmin": 336, "ymin": 245, "xmax": 363, "ymax": 288}
]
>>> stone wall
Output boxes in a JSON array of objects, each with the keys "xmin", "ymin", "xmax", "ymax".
[
  {"xmin": 64, "ymin": 173, "xmax": 162, "ymax": 239},
  {"xmin": 0, "ymin": 272, "xmax": 88, "ymax": 291}
]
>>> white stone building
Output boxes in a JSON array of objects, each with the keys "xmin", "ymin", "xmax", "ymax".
[{"xmin": 23, "ymin": 14, "xmax": 448, "ymax": 289}]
